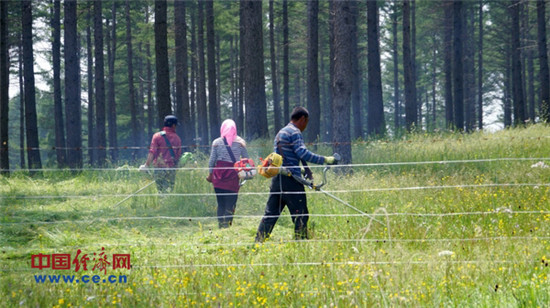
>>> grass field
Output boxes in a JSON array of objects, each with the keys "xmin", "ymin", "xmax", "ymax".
[{"xmin": 1, "ymin": 125, "xmax": 549, "ymax": 307}]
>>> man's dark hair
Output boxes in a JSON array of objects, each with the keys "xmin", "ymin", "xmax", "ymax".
[{"xmin": 290, "ymin": 106, "xmax": 309, "ymax": 121}]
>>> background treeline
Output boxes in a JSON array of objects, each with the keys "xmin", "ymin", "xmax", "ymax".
[{"xmin": 0, "ymin": 0, "xmax": 549, "ymax": 172}]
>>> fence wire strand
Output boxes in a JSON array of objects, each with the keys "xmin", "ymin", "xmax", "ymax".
[
  {"xmin": 2, "ymin": 157, "xmax": 550, "ymax": 172},
  {"xmin": 2, "ymin": 209, "xmax": 549, "ymax": 226},
  {"xmin": 2, "ymin": 182, "xmax": 549, "ymax": 200}
]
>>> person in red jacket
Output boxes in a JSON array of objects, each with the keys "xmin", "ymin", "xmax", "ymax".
[{"xmin": 142, "ymin": 115, "xmax": 182, "ymax": 192}]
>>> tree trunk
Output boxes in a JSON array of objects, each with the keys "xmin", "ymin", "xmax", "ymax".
[
  {"xmin": 230, "ymin": 35, "xmax": 237, "ymax": 121},
  {"xmin": 350, "ymin": 1, "xmax": 362, "ymax": 140},
  {"xmin": 197, "ymin": 1, "xmax": 209, "ymax": 146},
  {"xmin": 537, "ymin": 0, "xmax": 550, "ymax": 122},
  {"xmin": 444, "ymin": 2, "xmax": 453, "ymax": 128},
  {"xmin": 64, "ymin": 0, "xmax": 82, "ymax": 169},
  {"xmin": 86, "ymin": 5, "xmax": 95, "ymax": 166},
  {"xmin": 283, "ymin": 0, "xmax": 290, "ymax": 123},
  {"xmin": 126, "ymin": 0, "xmax": 139, "ymax": 160},
  {"xmin": 510, "ymin": 0, "xmax": 525, "ymax": 126},
  {"xmin": 145, "ymin": 9, "xmax": 154, "ymax": 137},
  {"xmin": 294, "ymin": 70, "xmax": 301, "ymax": 105},
  {"xmin": 238, "ymin": 2, "xmax": 245, "ymax": 132},
  {"xmin": 175, "ymin": 0, "xmax": 191, "ymax": 149},
  {"xmin": 307, "ymin": 0, "xmax": 320, "ymax": 142},
  {"xmin": 22, "ymin": 0, "xmax": 42, "ymax": 170},
  {"xmin": 107, "ymin": 1, "xmax": 117, "ymax": 162},
  {"xmin": 392, "ymin": 2, "xmax": 400, "ymax": 133},
  {"xmin": 242, "ymin": 0, "xmax": 268, "ymax": 140},
  {"xmin": 521, "ymin": 1, "xmax": 527, "ymax": 118},
  {"xmin": 236, "ymin": 2, "xmax": 245, "ymax": 132},
  {"xmin": 230, "ymin": 36, "xmax": 237, "ymax": 122},
  {"xmin": 411, "ymin": 0, "xmax": 418, "ymax": 128},
  {"xmin": 217, "ymin": 35, "xmax": 221, "ymax": 114},
  {"xmin": 403, "ymin": 0, "xmax": 416, "ymax": 131},
  {"xmin": 51, "ymin": 0, "xmax": 66, "ymax": 168},
  {"xmin": 527, "ymin": 43, "xmax": 535, "ymax": 122},
  {"xmin": 477, "ymin": 0, "xmax": 483, "ymax": 129},
  {"xmin": 331, "ymin": 0, "xmax": 353, "ymax": 165},
  {"xmin": 453, "ymin": 0, "xmax": 464, "ymax": 130},
  {"xmin": 206, "ymin": 1, "xmax": 219, "ymax": 140},
  {"xmin": 432, "ymin": 38, "xmax": 437, "ymax": 131},
  {"xmin": 367, "ymin": 0, "xmax": 385, "ymax": 137},
  {"xmin": 462, "ymin": 2, "xmax": 473, "ymax": 132},
  {"xmin": 504, "ymin": 45, "xmax": 512, "ymax": 127},
  {"xmin": 418, "ymin": 87, "xmax": 424, "ymax": 129},
  {"xmin": 320, "ymin": 27, "xmax": 331, "ymax": 142},
  {"xmin": 216, "ymin": 34, "xmax": 221, "ymax": 111},
  {"xmin": 94, "ymin": 0, "xmax": 106, "ymax": 166},
  {"xmin": 18, "ymin": 44, "xmax": 25, "ymax": 169},
  {"xmin": 525, "ymin": 4, "xmax": 535, "ymax": 123},
  {"xmin": 77, "ymin": 31, "xmax": 83, "ymax": 145},
  {"xmin": 325, "ymin": 0, "xmax": 334, "ymax": 143},
  {"xmin": 465, "ymin": 4, "xmax": 476, "ymax": 132},
  {"xmin": 0, "ymin": 0, "xmax": 8, "ymax": 173},
  {"xmin": 190, "ymin": 8, "xmax": 198, "ymax": 144},
  {"xmin": 137, "ymin": 42, "xmax": 145, "ymax": 157},
  {"xmin": 155, "ymin": 0, "xmax": 172, "ymax": 128},
  {"xmin": 269, "ymin": 0, "xmax": 281, "ymax": 131}
]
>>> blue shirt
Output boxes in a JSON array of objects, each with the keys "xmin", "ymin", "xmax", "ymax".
[{"xmin": 274, "ymin": 123, "xmax": 325, "ymax": 177}]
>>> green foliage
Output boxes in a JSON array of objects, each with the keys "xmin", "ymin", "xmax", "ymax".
[{"xmin": 1, "ymin": 125, "xmax": 550, "ymax": 306}]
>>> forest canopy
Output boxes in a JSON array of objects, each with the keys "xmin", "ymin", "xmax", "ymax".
[{"xmin": 0, "ymin": 0, "xmax": 549, "ymax": 171}]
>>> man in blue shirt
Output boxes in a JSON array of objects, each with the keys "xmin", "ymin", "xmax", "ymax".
[{"xmin": 255, "ymin": 107, "xmax": 336, "ymax": 242}]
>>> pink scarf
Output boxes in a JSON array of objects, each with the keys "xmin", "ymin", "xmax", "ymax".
[{"xmin": 220, "ymin": 119, "xmax": 237, "ymax": 146}]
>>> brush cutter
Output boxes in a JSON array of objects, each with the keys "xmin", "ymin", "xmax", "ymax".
[
  {"xmin": 285, "ymin": 153, "xmax": 340, "ymax": 191},
  {"xmin": 115, "ymin": 152, "xmax": 195, "ymax": 206},
  {"xmin": 234, "ymin": 158, "xmax": 256, "ymax": 187},
  {"xmin": 112, "ymin": 180, "xmax": 156, "ymax": 207},
  {"xmin": 109, "ymin": 164, "xmax": 157, "ymax": 207},
  {"xmin": 287, "ymin": 153, "xmax": 383, "ymax": 224}
]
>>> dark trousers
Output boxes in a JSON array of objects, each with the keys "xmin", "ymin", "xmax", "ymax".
[
  {"xmin": 154, "ymin": 170, "xmax": 176, "ymax": 193},
  {"xmin": 214, "ymin": 188, "xmax": 239, "ymax": 228},
  {"xmin": 255, "ymin": 174, "xmax": 308, "ymax": 242}
]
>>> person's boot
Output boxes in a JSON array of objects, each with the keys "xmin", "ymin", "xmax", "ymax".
[
  {"xmin": 255, "ymin": 230, "xmax": 267, "ymax": 243},
  {"xmin": 294, "ymin": 227, "xmax": 308, "ymax": 240},
  {"xmin": 219, "ymin": 220, "xmax": 229, "ymax": 229}
]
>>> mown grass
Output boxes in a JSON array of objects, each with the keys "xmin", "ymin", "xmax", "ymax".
[{"xmin": 1, "ymin": 124, "xmax": 550, "ymax": 307}]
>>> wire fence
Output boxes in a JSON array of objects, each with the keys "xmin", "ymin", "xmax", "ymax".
[
  {"xmin": 2, "ymin": 209, "xmax": 549, "ymax": 226},
  {"xmin": 2, "ymin": 156, "xmax": 549, "ymax": 273},
  {"xmin": 3, "ymin": 157, "xmax": 550, "ymax": 172},
  {"xmin": 3, "ymin": 236, "xmax": 548, "ymax": 252},
  {"xmin": 7, "ymin": 134, "xmax": 550, "ymax": 152},
  {"xmin": 2, "ymin": 182, "xmax": 549, "ymax": 200}
]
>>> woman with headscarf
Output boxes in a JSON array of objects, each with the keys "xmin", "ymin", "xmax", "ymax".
[{"xmin": 207, "ymin": 119, "xmax": 249, "ymax": 228}]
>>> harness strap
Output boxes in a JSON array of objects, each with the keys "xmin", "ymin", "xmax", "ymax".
[
  {"xmin": 160, "ymin": 131, "xmax": 178, "ymax": 166},
  {"xmin": 222, "ymin": 137, "xmax": 237, "ymax": 163}
]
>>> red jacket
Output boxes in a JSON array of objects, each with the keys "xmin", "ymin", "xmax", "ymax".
[{"xmin": 149, "ymin": 127, "xmax": 182, "ymax": 168}]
